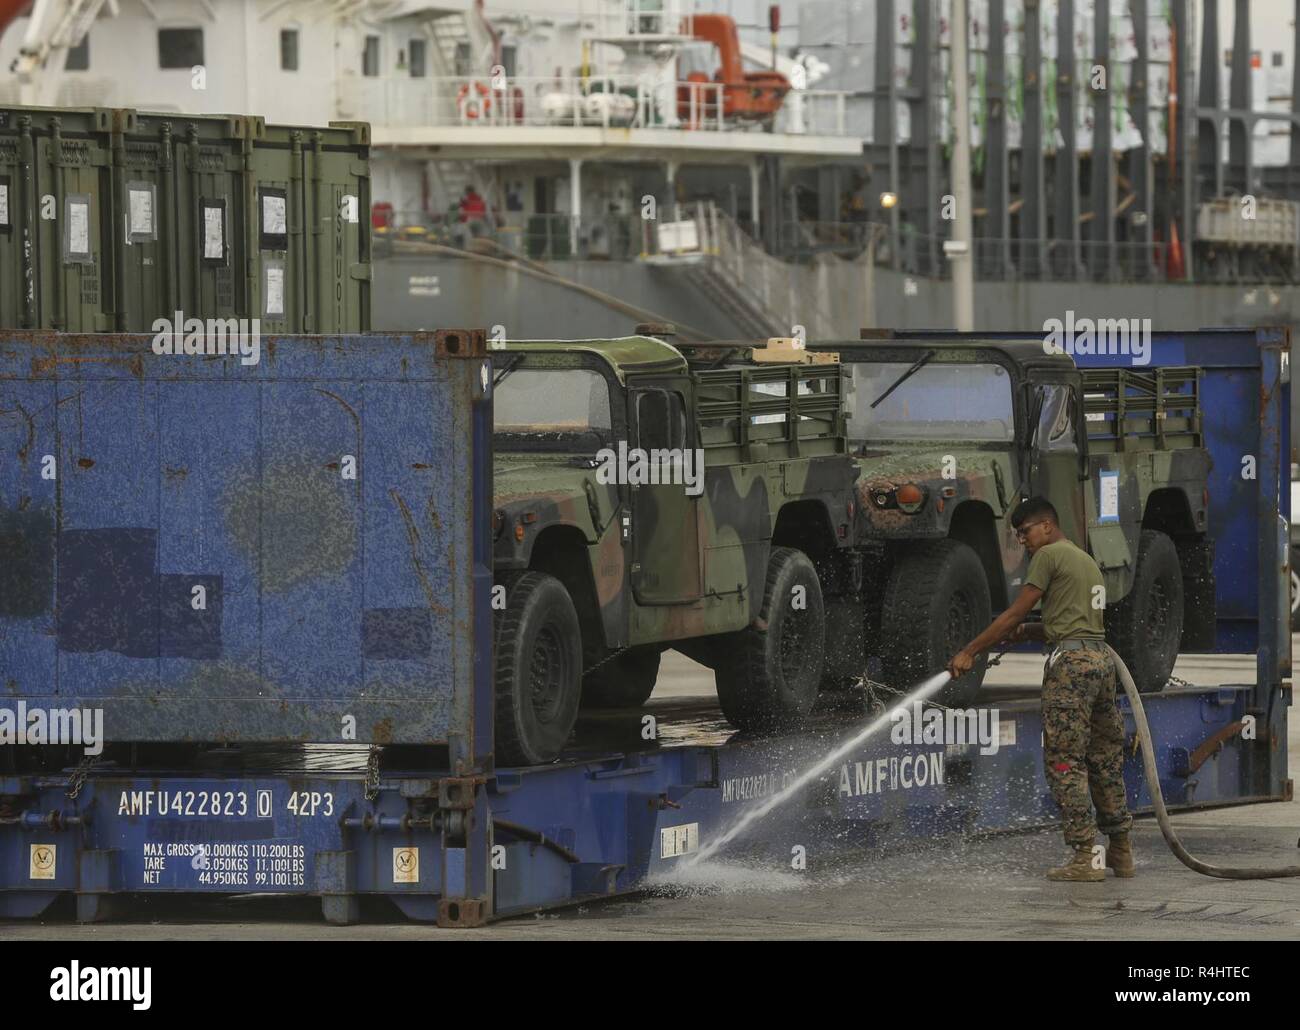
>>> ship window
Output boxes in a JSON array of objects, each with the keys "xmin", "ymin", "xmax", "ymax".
[
  {"xmin": 409, "ymin": 38, "xmax": 426, "ymax": 78},
  {"xmin": 280, "ymin": 29, "xmax": 299, "ymax": 71},
  {"xmin": 363, "ymin": 35, "xmax": 380, "ymax": 77},
  {"xmin": 65, "ymin": 35, "xmax": 90, "ymax": 71},
  {"xmin": 454, "ymin": 42, "xmax": 472, "ymax": 76},
  {"xmin": 158, "ymin": 28, "xmax": 204, "ymax": 69},
  {"xmin": 501, "ymin": 45, "xmax": 517, "ymax": 77}
]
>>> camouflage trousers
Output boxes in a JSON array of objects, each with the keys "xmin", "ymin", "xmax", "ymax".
[{"xmin": 1042, "ymin": 647, "xmax": 1133, "ymax": 848}]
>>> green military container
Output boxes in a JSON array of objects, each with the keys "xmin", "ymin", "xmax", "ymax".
[
  {"xmin": 0, "ymin": 104, "xmax": 371, "ymax": 334},
  {"xmin": 244, "ymin": 118, "xmax": 371, "ymax": 333},
  {"xmin": 111, "ymin": 109, "xmax": 253, "ymax": 331},
  {"xmin": 0, "ymin": 106, "xmax": 115, "ymax": 332}
]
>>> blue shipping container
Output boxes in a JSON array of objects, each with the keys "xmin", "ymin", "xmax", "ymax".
[{"xmin": 0, "ymin": 330, "xmax": 494, "ymax": 762}]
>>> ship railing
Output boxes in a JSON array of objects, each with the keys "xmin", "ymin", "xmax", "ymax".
[
  {"xmin": 885, "ymin": 232, "xmax": 1175, "ymax": 284},
  {"xmin": 777, "ymin": 219, "xmax": 877, "ymax": 260},
  {"xmin": 579, "ymin": 0, "xmax": 698, "ymax": 41},
  {"xmin": 348, "ymin": 75, "xmax": 853, "ymax": 136}
]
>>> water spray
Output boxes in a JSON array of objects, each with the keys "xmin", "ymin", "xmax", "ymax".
[
  {"xmin": 686, "ymin": 651, "xmax": 1300, "ymax": 881},
  {"xmin": 685, "ymin": 670, "xmax": 953, "ymax": 868}
]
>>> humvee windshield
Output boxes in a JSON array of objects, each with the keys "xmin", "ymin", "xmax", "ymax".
[
  {"xmin": 846, "ymin": 361, "xmax": 1015, "ymax": 443},
  {"xmin": 494, "ymin": 368, "xmax": 614, "ymax": 451}
]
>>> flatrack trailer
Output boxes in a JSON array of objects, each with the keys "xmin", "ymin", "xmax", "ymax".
[{"xmin": 0, "ymin": 328, "xmax": 1289, "ymax": 926}]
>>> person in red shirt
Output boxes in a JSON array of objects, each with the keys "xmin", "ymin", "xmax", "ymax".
[{"xmin": 459, "ymin": 185, "xmax": 487, "ymax": 224}]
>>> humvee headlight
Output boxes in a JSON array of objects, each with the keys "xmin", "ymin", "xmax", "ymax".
[{"xmin": 895, "ymin": 483, "xmax": 926, "ymax": 514}]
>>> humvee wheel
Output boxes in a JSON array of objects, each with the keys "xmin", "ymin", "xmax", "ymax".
[
  {"xmin": 494, "ymin": 572, "xmax": 583, "ymax": 765},
  {"xmin": 581, "ymin": 647, "xmax": 662, "ymax": 708},
  {"xmin": 879, "ymin": 540, "xmax": 991, "ymax": 707},
  {"xmin": 715, "ymin": 547, "xmax": 826, "ymax": 731},
  {"xmin": 1105, "ymin": 530, "xmax": 1184, "ymax": 693}
]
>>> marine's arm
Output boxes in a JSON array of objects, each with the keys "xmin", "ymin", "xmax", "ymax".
[{"xmin": 947, "ymin": 583, "xmax": 1044, "ymax": 678}]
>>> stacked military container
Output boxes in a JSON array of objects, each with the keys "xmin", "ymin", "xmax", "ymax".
[
  {"xmin": 243, "ymin": 117, "xmax": 371, "ymax": 334},
  {"xmin": 0, "ymin": 104, "xmax": 370, "ymax": 333},
  {"xmin": 0, "ymin": 106, "xmax": 114, "ymax": 331}
]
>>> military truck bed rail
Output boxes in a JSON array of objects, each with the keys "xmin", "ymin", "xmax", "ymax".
[
  {"xmin": 693, "ymin": 362, "xmax": 847, "ymax": 462},
  {"xmin": 1081, "ymin": 366, "xmax": 1202, "ymax": 453}
]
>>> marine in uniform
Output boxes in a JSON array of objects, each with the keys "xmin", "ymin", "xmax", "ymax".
[{"xmin": 947, "ymin": 496, "xmax": 1135, "ymax": 881}]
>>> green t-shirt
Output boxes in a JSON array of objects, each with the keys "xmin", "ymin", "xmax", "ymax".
[{"xmin": 1025, "ymin": 539, "xmax": 1106, "ymax": 643}]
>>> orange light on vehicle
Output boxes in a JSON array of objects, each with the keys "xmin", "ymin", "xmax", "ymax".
[
  {"xmin": 896, "ymin": 483, "xmax": 926, "ymax": 514},
  {"xmin": 515, "ymin": 524, "xmax": 526, "ymax": 542}
]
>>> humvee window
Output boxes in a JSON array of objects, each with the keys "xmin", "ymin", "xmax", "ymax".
[
  {"xmin": 494, "ymin": 368, "xmax": 613, "ymax": 450},
  {"xmin": 636, "ymin": 390, "xmax": 687, "ymax": 449},
  {"xmin": 846, "ymin": 362, "xmax": 1014, "ymax": 443},
  {"xmin": 1036, "ymin": 384, "xmax": 1078, "ymax": 452}
]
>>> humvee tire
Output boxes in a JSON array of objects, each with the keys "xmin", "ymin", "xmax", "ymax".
[
  {"xmin": 878, "ymin": 539, "xmax": 991, "ymax": 707},
  {"xmin": 494, "ymin": 571, "xmax": 583, "ymax": 765},
  {"xmin": 581, "ymin": 648, "xmax": 662, "ymax": 708},
  {"xmin": 715, "ymin": 547, "xmax": 826, "ymax": 730},
  {"xmin": 1105, "ymin": 529, "xmax": 1184, "ymax": 693}
]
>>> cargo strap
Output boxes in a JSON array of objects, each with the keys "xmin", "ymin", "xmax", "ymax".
[
  {"xmin": 364, "ymin": 747, "xmax": 381, "ymax": 802},
  {"xmin": 582, "ymin": 646, "xmax": 630, "ymax": 679},
  {"xmin": 65, "ymin": 755, "xmax": 98, "ymax": 800}
]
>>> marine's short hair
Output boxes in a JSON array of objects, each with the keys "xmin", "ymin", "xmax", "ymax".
[{"xmin": 1010, "ymin": 496, "xmax": 1059, "ymax": 529}]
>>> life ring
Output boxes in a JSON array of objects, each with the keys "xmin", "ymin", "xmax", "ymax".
[{"xmin": 457, "ymin": 81, "xmax": 491, "ymax": 120}]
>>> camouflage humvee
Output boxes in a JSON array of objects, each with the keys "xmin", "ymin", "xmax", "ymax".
[
  {"xmin": 804, "ymin": 336, "xmax": 1215, "ymax": 704},
  {"xmin": 488, "ymin": 336, "xmax": 858, "ymax": 763}
]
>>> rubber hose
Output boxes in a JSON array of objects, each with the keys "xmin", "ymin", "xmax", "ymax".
[{"xmin": 1106, "ymin": 644, "xmax": 1300, "ymax": 879}]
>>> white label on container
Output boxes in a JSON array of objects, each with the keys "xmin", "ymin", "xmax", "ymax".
[
  {"xmin": 264, "ymin": 263, "xmax": 285, "ymax": 316},
  {"xmin": 30, "ymin": 843, "xmax": 56, "ymax": 880},
  {"xmin": 129, "ymin": 188, "xmax": 154, "ymax": 235},
  {"xmin": 68, "ymin": 199, "xmax": 89, "ymax": 255},
  {"xmin": 204, "ymin": 205, "xmax": 224, "ymax": 259},
  {"xmin": 659, "ymin": 823, "xmax": 699, "ymax": 859},
  {"xmin": 1098, "ymin": 470, "xmax": 1120, "ymax": 523},
  {"xmin": 341, "ymin": 194, "xmax": 358, "ymax": 223},
  {"xmin": 0, "ymin": 184, "xmax": 8, "ymax": 226},
  {"xmin": 263, "ymin": 193, "xmax": 286, "ymax": 235},
  {"xmin": 392, "ymin": 847, "xmax": 419, "ymax": 883}
]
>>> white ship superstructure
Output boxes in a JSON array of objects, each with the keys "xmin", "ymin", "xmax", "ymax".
[{"xmin": 0, "ymin": 0, "xmax": 861, "ymax": 257}]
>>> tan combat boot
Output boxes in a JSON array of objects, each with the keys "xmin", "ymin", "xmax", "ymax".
[
  {"xmin": 1046, "ymin": 847, "xmax": 1105, "ymax": 882},
  {"xmin": 1106, "ymin": 834, "xmax": 1136, "ymax": 878}
]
